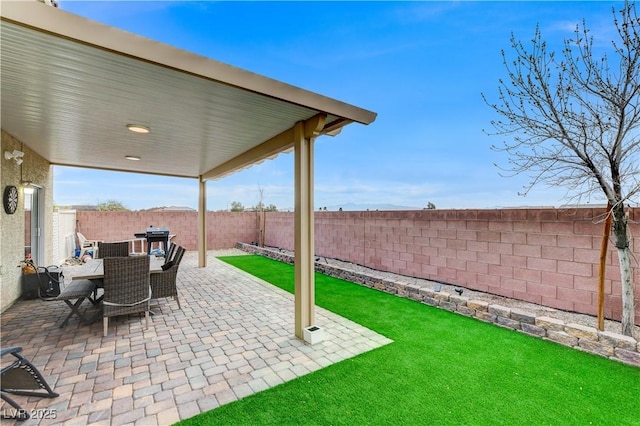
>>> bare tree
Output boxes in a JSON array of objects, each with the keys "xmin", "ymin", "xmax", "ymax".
[{"xmin": 483, "ymin": 2, "xmax": 640, "ymax": 336}]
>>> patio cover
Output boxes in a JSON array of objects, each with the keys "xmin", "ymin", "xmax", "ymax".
[{"xmin": 0, "ymin": 2, "xmax": 376, "ymax": 338}]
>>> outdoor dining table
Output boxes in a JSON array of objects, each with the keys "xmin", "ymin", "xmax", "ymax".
[
  {"xmin": 57, "ymin": 255, "xmax": 165, "ymax": 327},
  {"xmin": 71, "ymin": 255, "xmax": 164, "ymax": 281}
]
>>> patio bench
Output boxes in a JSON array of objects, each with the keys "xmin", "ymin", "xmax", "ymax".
[{"xmin": 56, "ymin": 279, "xmax": 98, "ymax": 327}]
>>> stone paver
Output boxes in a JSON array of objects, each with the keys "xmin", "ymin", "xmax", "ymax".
[{"xmin": 0, "ymin": 252, "xmax": 392, "ymax": 425}]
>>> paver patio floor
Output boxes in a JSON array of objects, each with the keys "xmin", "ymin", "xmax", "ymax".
[{"xmin": 1, "ymin": 252, "xmax": 392, "ymax": 425}]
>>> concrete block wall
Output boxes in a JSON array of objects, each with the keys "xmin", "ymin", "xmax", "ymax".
[
  {"xmin": 263, "ymin": 209, "xmax": 640, "ymax": 324},
  {"xmin": 72, "ymin": 207, "xmax": 639, "ymax": 323},
  {"xmin": 76, "ymin": 211, "xmax": 257, "ymax": 251}
]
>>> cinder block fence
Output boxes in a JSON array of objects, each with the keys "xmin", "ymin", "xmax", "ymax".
[
  {"xmin": 76, "ymin": 207, "xmax": 640, "ymax": 324},
  {"xmin": 263, "ymin": 208, "xmax": 640, "ymax": 324}
]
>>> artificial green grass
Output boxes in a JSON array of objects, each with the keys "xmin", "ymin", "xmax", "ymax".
[{"xmin": 181, "ymin": 255, "xmax": 640, "ymax": 425}]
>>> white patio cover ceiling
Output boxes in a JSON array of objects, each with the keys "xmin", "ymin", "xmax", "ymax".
[{"xmin": 1, "ymin": 2, "xmax": 376, "ymax": 180}]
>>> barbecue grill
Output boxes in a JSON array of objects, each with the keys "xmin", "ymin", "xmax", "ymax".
[{"xmin": 134, "ymin": 226, "xmax": 170, "ymax": 255}]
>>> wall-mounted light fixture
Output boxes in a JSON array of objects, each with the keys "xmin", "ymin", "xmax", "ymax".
[
  {"xmin": 125, "ymin": 155, "xmax": 141, "ymax": 161},
  {"xmin": 4, "ymin": 149, "xmax": 24, "ymax": 165},
  {"xmin": 21, "ymin": 180, "xmax": 34, "ymax": 195}
]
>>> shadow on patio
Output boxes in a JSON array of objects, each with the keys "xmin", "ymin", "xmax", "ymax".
[{"xmin": 0, "ymin": 252, "xmax": 392, "ymax": 425}]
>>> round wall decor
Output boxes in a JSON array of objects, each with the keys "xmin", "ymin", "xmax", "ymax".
[{"xmin": 3, "ymin": 185, "xmax": 19, "ymax": 214}]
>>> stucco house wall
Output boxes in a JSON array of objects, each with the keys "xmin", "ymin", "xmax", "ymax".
[{"xmin": 1, "ymin": 131, "xmax": 54, "ymax": 312}]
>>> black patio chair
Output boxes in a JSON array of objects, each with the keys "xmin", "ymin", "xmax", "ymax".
[
  {"xmin": 164, "ymin": 242, "xmax": 177, "ymax": 265},
  {"xmin": 1, "ymin": 346, "xmax": 58, "ymax": 421}
]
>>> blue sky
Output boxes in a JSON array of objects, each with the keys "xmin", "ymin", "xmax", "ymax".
[{"xmin": 53, "ymin": 1, "xmax": 620, "ymax": 211}]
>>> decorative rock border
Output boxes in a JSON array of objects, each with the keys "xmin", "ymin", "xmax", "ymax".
[{"xmin": 236, "ymin": 243, "xmax": 640, "ymax": 367}]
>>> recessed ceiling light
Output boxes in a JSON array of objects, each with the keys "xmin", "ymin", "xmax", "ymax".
[
  {"xmin": 126, "ymin": 124, "xmax": 150, "ymax": 134},
  {"xmin": 125, "ymin": 155, "xmax": 141, "ymax": 161}
]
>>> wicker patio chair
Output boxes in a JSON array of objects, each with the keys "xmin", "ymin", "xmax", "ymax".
[
  {"xmin": 102, "ymin": 256, "xmax": 151, "ymax": 336},
  {"xmin": 1, "ymin": 346, "xmax": 58, "ymax": 421},
  {"xmin": 97, "ymin": 241, "xmax": 129, "ymax": 258},
  {"xmin": 164, "ymin": 242, "xmax": 177, "ymax": 265},
  {"xmin": 151, "ymin": 246, "xmax": 186, "ymax": 309}
]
